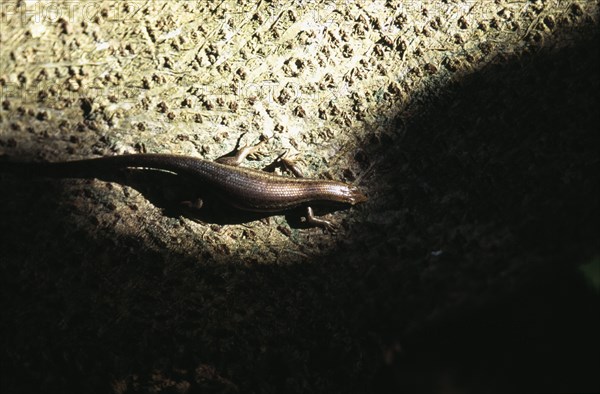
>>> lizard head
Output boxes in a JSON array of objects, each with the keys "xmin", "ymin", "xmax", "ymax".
[{"xmin": 345, "ymin": 185, "xmax": 368, "ymax": 205}]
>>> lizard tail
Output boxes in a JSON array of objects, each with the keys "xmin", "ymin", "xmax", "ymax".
[{"xmin": 0, "ymin": 154, "xmax": 205, "ymax": 179}]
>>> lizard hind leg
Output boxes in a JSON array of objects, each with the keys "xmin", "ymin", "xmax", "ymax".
[
  {"xmin": 262, "ymin": 150, "xmax": 305, "ymax": 178},
  {"xmin": 179, "ymin": 197, "xmax": 204, "ymax": 211},
  {"xmin": 215, "ymin": 134, "xmax": 266, "ymax": 167}
]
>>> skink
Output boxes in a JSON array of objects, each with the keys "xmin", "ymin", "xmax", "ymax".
[{"xmin": 1, "ymin": 141, "xmax": 367, "ymax": 229}]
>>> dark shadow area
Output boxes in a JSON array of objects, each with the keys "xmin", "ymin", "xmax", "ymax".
[
  {"xmin": 1, "ymin": 29, "xmax": 599, "ymax": 394},
  {"xmin": 357, "ymin": 30, "xmax": 600, "ymax": 392},
  {"xmin": 373, "ymin": 267, "xmax": 599, "ymax": 393}
]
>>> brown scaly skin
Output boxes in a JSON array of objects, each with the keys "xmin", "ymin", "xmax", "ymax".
[{"xmin": 0, "ymin": 139, "xmax": 367, "ymax": 229}]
